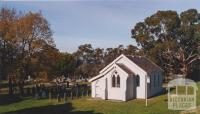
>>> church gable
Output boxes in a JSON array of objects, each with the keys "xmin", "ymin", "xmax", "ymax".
[{"xmin": 89, "ymin": 54, "xmax": 163, "ymax": 82}]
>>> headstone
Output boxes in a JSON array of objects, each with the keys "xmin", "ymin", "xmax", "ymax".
[
  {"xmin": 32, "ymin": 87, "xmax": 36, "ymax": 96},
  {"xmin": 42, "ymin": 90, "xmax": 46, "ymax": 98},
  {"xmin": 71, "ymin": 89, "xmax": 73, "ymax": 100},
  {"xmin": 64, "ymin": 92, "xmax": 67, "ymax": 102},
  {"xmin": 27, "ymin": 88, "xmax": 30, "ymax": 96},
  {"xmin": 49, "ymin": 92, "xmax": 51, "ymax": 102},
  {"xmin": 66, "ymin": 81, "xmax": 69, "ymax": 88},
  {"xmin": 35, "ymin": 93, "xmax": 39, "ymax": 99},
  {"xmin": 57, "ymin": 94, "xmax": 60, "ymax": 102}
]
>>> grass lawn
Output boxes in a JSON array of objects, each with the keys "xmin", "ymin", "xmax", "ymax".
[{"xmin": 0, "ymin": 82, "xmax": 199, "ymax": 114}]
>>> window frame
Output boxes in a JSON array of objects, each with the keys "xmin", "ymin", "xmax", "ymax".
[
  {"xmin": 112, "ymin": 74, "xmax": 116, "ymax": 87},
  {"xmin": 136, "ymin": 75, "xmax": 140, "ymax": 87},
  {"xmin": 116, "ymin": 75, "xmax": 120, "ymax": 87},
  {"xmin": 111, "ymin": 71, "xmax": 120, "ymax": 88}
]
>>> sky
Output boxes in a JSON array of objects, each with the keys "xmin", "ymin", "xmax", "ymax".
[{"xmin": 1, "ymin": 0, "xmax": 200, "ymax": 53}]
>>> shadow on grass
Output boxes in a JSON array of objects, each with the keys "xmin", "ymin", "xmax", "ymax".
[
  {"xmin": 0, "ymin": 94, "xmax": 23, "ymax": 106},
  {"xmin": 1, "ymin": 102, "xmax": 102, "ymax": 114}
]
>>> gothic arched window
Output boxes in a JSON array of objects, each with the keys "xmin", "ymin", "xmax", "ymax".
[
  {"xmin": 136, "ymin": 75, "xmax": 140, "ymax": 87},
  {"xmin": 112, "ymin": 75, "xmax": 116, "ymax": 87},
  {"xmin": 112, "ymin": 71, "xmax": 120, "ymax": 88},
  {"xmin": 117, "ymin": 75, "xmax": 120, "ymax": 87}
]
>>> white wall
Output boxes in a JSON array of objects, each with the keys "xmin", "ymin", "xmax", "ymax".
[
  {"xmin": 91, "ymin": 77, "xmax": 106, "ymax": 99},
  {"xmin": 91, "ymin": 64, "xmax": 129, "ymax": 101},
  {"xmin": 116, "ymin": 57, "xmax": 147, "ymax": 99},
  {"xmin": 91, "ymin": 55, "xmax": 164, "ymax": 101},
  {"xmin": 105, "ymin": 65, "xmax": 128, "ymax": 101},
  {"xmin": 91, "ymin": 81, "xmax": 95, "ymax": 98}
]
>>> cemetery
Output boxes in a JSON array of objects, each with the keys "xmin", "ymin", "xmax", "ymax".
[{"xmin": 4, "ymin": 76, "xmax": 91, "ymax": 102}]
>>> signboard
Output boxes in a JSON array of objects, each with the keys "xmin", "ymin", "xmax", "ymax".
[{"xmin": 167, "ymin": 78, "xmax": 198, "ymax": 110}]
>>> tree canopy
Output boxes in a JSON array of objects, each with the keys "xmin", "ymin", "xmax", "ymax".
[
  {"xmin": 0, "ymin": 8, "xmax": 199, "ymax": 83},
  {"xmin": 131, "ymin": 9, "xmax": 200, "ymax": 80},
  {"xmin": 0, "ymin": 8, "xmax": 55, "ymax": 80}
]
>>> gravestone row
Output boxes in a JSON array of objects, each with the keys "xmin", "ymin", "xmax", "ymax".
[{"xmin": 20, "ymin": 83, "xmax": 91, "ymax": 101}]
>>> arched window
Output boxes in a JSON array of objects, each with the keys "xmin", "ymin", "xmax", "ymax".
[
  {"xmin": 117, "ymin": 75, "xmax": 120, "ymax": 87},
  {"xmin": 112, "ymin": 75, "xmax": 116, "ymax": 87},
  {"xmin": 111, "ymin": 71, "xmax": 120, "ymax": 88},
  {"xmin": 136, "ymin": 75, "xmax": 140, "ymax": 87}
]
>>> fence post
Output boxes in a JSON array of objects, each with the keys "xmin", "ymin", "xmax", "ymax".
[
  {"xmin": 71, "ymin": 91, "xmax": 73, "ymax": 100},
  {"xmin": 64, "ymin": 92, "xmax": 66, "ymax": 103},
  {"xmin": 57, "ymin": 94, "xmax": 59, "ymax": 103},
  {"xmin": 82, "ymin": 89, "xmax": 84, "ymax": 97},
  {"xmin": 87, "ymin": 88, "xmax": 89, "ymax": 97},
  {"xmin": 49, "ymin": 92, "xmax": 51, "ymax": 102},
  {"xmin": 76, "ymin": 88, "xmax": 78, "ymax": 98}
]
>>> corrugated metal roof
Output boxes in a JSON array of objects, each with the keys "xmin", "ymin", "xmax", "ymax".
[
  {"xmin": 125, "ymin": 55, "xmax": 163, "ymax": 73},
  {"xmin": 116, "ymin": 63, "xmax": 135, "ymax": 75}
]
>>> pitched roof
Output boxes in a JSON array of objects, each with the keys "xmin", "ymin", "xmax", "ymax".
[
  {"xmin": 116, "ymin": 63, "xmax": 135, "ymax": 75},
  {"xmin": 89, "ymin": 54, "xmax": 163, "ymax": 82},
  {"xmin": 89, "ymin": 74, "xmax": 103, "ymax": 82},
  {"xmin": 125, "ymin": 55, "xmax": 163, "ymax": 73}
]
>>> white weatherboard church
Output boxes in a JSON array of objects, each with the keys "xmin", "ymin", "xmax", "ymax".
[{"xmin": 89, "ymin": 54, "xmax": 164, "ymax": 101}]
